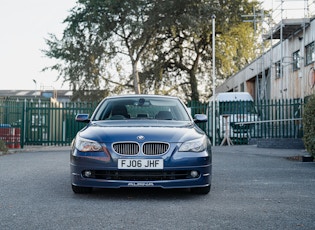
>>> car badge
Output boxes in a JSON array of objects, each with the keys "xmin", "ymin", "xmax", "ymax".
[{"xmin": 137, "ymin": 135, "xmax": 145, "ymax": 140}]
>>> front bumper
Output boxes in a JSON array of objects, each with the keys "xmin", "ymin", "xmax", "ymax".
[{"xmin": 70, "ymin": 149, "xmax": 211, "ymax": 189}]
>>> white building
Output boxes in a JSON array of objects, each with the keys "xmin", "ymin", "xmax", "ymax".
[{"xmin": 216, "ymin": 16, "xmax": 315, "ymax": 100}]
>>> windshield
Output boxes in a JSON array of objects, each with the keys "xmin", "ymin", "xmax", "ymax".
[{"xmin": 92, "ymin": 96, "xmax": 191, "ymax": 121}]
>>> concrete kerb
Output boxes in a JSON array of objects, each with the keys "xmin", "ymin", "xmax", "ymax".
[
  {"xmin": 20, "ymin": 145, "xmax": 70, "ymax": 152},
  {"xmin": 0, "ymin": 145, "xmax": 70, "ymax": 156},
  {"xmin": 212, "ymin": 145, "xmax": 313, "ymax": 162},
  {"xmin": 213, "ymin": 144, "xmax": 310, "ymax": 159}
]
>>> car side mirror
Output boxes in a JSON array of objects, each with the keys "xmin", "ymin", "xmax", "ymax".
[
  {"xmin": 194, "ymin": 114, "xmax": 208, "ymax": 123},
  {"xmin": 75, "ymin": 114, "xmax": 90, "ymax": 123}
]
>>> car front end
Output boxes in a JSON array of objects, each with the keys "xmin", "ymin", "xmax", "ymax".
[{"xmin": 70, "ymin": 95, "xmax": 212, "ymax": 194}]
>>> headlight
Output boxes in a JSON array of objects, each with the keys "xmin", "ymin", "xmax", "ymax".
[
  {"xmin": 75, "ymin": 135, "xmax": 102, "ymax": 152},
  {"xmin": 179, "ymin": 136, "xmax": 208, "ymax": 152}
]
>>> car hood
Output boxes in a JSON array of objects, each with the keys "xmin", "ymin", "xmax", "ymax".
[{"xmin": 78, "ymin": 121, "xmax": 205, "ymax": 143}]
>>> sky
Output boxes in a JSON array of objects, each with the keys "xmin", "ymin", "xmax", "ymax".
[
  {"xmin": 0, "ymin": 0, "xmax": 76, "ymax": 90},
  {"xmin": 0, "ymin": 0, "xmax": 310, "ymax": 91}
]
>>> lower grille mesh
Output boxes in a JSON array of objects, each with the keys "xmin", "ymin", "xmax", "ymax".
[{"xmin": 89, "ymin": 170, "xmax": 195, "ymax": 181}]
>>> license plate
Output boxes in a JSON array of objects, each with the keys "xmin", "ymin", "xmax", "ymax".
[{"xmin": 118, "ymin": 159, "xmax": 163, "ymax": 169}]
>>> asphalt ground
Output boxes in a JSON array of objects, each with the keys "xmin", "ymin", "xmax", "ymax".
[{"xmin": 0, "ymin": 145, "xmax": 314, "ymax": 230}]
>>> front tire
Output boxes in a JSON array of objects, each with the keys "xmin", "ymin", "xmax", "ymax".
[
  {"xmin": 191, "ymin": 185, "xmax": 211, "ymax": 195},
  {"xmin": 72, "ymin": 184, "xmax": 92, "ymax": 194}
]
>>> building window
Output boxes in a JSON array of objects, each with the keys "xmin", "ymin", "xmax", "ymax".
[
  {"xmin": 240, "ymin": 83, "xmax": 244, "ymax": 92},
  {"xmin": 292, "ymin": 50, "xmax": 300, "ymax": 71},
  {"xmin": 306, "ymin": 42, "xmax": 315, "ymax": 65},
  {"xmin": 275, "ymin": 61, "xmax": 281, "ymax": 78}
]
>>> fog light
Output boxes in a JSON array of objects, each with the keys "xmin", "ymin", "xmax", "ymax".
[
  {"xmin": 190, "ymin": 170, "xmax": 199, "ymax": 178},
  {"xmin": 84, "ymin": 170, "xmax": 92, "ymax": 178}
]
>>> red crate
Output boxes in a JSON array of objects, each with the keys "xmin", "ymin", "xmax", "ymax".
[{"xmin": 0, "ymin": 128, "xmax": 21, "ymax": 149}]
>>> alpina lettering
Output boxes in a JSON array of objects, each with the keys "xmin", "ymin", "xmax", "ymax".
[{"xmin": 128, "ymin": 182, "xmax": 154, "ymax": 186}]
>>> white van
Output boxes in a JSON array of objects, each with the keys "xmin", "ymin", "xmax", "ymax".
[
  {"xmin": 207, "ymin": 92, "xmax": 259, "ymax": 143},
  {"xmin": 213, "ymin": 92, "xmax": 254, "ymax": 102}
]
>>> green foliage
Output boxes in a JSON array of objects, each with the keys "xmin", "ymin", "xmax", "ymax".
[
  {"xmin": 43, "ymin": 0, "xmax": 263, "ymax": 102},
  {"xmin": 303, "ymin": 95, "xmax": 315, "ymax": 157},
  {"xmin": 0, "ymin": 139, "xmax": 8, "ymax": 153},
  {"xmin": 143, "ymin": 0, "xmax": 261, "ymax": 101}
]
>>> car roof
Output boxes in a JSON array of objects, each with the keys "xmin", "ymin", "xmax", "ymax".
[
  {"xmin": 210, "ymin": 92, "xmax": 254, "ymax": 102},
  {"xmin": 104, "ymin": 94, "xmax": 180, "ymax": 100}
]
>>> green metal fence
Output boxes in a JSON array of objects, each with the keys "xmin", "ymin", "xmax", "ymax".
[
  {"xmin": 0, "ymin": 98, "xmax": 305, "ymax": 148},
  {"xmin": 255, "ymin": 99, "xmax": 303, "ymax": 138},
  {"xmin": 0, "ymin": 98, "xmax": 97, "ymax": 148},
  {"xmin": 188, "ymin": 98, "xmax": 304, "ymax": 145}
]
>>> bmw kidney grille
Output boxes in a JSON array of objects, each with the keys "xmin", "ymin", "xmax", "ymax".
[{"xmin": 112, "ymin": 142, "xmax": 169, "ymax": 155}]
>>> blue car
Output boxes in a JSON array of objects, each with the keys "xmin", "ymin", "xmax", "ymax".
[{"xmin": 71, "ymin": 95, "xmax": 212, "ymax": 194}]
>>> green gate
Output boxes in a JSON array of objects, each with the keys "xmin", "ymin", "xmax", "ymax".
[
  {"xmin": 0, "ymin": 98, "xmax": 97, "ymax": 148},
  {"xmin": 23, "ymin": 100, "xmax": 97, "ymax": 146},
  {"xmin": 189, "ymin": 98, "xmax": 304, "ymax": 145}
]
